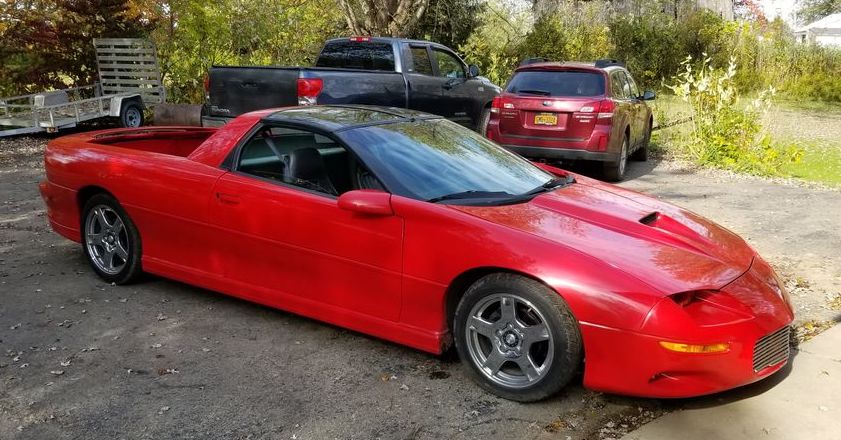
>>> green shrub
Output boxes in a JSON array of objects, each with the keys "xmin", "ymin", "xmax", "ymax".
[{"xmin": 667, "ymin": 56, "xmax": 802, "ymax": 174}]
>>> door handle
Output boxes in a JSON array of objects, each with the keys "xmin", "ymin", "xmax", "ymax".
[{"xmin": 216, "ymin": 192, "xmax": 240, "ymax": 205}]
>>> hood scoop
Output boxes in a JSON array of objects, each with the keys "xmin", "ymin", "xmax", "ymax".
[{"xmin": 639, "ymin": 212, "xmax": 659, "ymax": 225}]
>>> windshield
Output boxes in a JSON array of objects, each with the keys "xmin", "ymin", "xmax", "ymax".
[
  {"xmin": 338, "ymin": 119, "xmax": 556, "ymax": 204},
  {"xmin": 506, "ymin": 70, "xmax": 605, "ymax": 97}
]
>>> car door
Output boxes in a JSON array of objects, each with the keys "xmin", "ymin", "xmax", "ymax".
[
  {"xmin": 612, "ymin": 70, "xmax": 639, "ymax": 146},
  {"xmin": 402, "ymin": 43, "xmax": 446, "ymax": 117},
  {"xmin": 625, "ymin": 71, "xmax": 648, "ymax": 141},
  {"xmin": 430, "ymin": 47, "xmax": 474, "ymax": 127},
  {"xmin": 209, "ymin": 124, "xmax": 404, "ymax": 320},
  {"xmin": 621, "ymin": 70, "xmax": 645, "ymax": 147}
]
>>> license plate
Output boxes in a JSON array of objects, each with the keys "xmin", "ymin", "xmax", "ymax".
[{"xmin": 534, "ymin": 113, "xmax": 558, "ymax": 126}]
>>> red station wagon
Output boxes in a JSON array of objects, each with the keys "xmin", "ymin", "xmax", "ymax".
[{"xmin": 485, "ymin": 59, "xmax": 656, "ymax": 181}]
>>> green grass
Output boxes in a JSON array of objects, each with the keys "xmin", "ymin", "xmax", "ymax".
[
  {"xmin": 781, "ymin": 142, "xmax": 841, "ymax": 186},
  {"xmin": 652, "ymin": 92, "xmax": 841, "ymax": 187}
]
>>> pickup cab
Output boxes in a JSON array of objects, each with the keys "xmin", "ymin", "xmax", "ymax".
[{"xmin": 203, "ymin": 37, "xmax": 501, "ymax": 131}]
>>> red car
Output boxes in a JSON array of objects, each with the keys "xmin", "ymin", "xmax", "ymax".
[
  {"xmin": 485, "ymin": 60, "xmax": 655, "ymax": 181},
  {"xmin": 40, "ymin": 105, "xmax": 793, "ymax": 402}
]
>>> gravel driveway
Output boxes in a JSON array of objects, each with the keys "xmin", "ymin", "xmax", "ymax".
[{"xmin": 2, "ymin": 136, "xmax": 839, "ymax": 440}]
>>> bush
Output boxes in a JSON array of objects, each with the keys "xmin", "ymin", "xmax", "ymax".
[{"xmin": 667, "ymin": 56, "xmax": 802, "ymax": 175}]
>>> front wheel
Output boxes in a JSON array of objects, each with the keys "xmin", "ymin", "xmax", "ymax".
[
  {"xmin": 631, "ymin": 120, "xmax": 651, "ymax": 162},
  {"xmin": 454, "ymin": 274, "xmax": 582, "ymax": 402},
  {"xmin": 81, "ymin": 194, "xmax": 143, "ymax": 284}
]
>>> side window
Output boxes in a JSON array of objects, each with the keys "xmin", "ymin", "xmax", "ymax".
[
  {"xmin": 432, "ymin": 48, "xmax": 465, "ymax": 78},
  {"xmin": 626, "ymin": 72, "xmax": 641, "ymax": 98},
  {"xmin": 610, "ymin": 72, "xmax": 625, "ymax": 98},
  {"xmin": 237, "ymin": 126, "xmax": 350, "ymax": 196},
  {"xmin": 408, "ymin": 46, "xmax": 434, "ymax": 75}
]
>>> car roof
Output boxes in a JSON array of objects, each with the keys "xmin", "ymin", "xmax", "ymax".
[
  {"xmin": 323, "ymin": 37, "xmax": 453, "ymax": 51},
  {"xmin": 516, "ymin": 61, "xmax": 625, "ymax": 73},
  {"xmin": 262, "ymin": 105, "xmax": 441, "ymax": 133}
]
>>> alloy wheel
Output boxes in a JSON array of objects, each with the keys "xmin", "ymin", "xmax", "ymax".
[{"xmin": 465, "ymin": 293, "xmax": 554, "ymax": 389}]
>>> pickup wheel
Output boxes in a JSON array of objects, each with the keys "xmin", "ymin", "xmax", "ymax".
[
  {"xmin": 477, "ymin": 107, "xmax": 491, "ymax": 136},
  {"xmin": 454, "ymin": 274, "xmax": 582, "ymax": 402},
  {"xmin": 603, "ymin": 134, "xmax": 628, "ymax": 182},
  {"xmin": 81, "ymin": 194, "xmax": 143, "ymax": 284},
  {"xmin": 120, "ymin": 101, "xmax": 144, "ymax": 128}
]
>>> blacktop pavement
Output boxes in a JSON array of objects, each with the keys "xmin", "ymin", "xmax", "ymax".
[{"xmin": 621, "ymin": 323, "xmax": 841, "ymax": 440}]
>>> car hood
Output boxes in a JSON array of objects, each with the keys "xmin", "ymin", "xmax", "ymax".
[{"xmin": 452, "ymin": 179, "xmax": 755, "ymax": 295}]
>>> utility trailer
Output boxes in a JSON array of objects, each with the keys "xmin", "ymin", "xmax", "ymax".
[{"xmin": 0, "ymin": 38, "xmax": 165, "ymax": 137}]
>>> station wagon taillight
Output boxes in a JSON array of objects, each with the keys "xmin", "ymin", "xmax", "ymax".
[
  {"xmin": 297, "ymin": 78, "xmax": 323, "ymax": 106},
  {"xmin": 491, "ymin": 96, "xmax": 514, "ymax": 114},
  {"xmin": 597, "ymin": 99, "xmax": 615, "ymax": 121}
]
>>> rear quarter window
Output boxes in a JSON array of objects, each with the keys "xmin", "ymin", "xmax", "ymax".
[
  {"xmin": 316, "ymin": 41, "xmax": 395, "ymax": 71},
  {"xmin": 506, "ymin": 70, "xmax": 605, "ymax": 97}
]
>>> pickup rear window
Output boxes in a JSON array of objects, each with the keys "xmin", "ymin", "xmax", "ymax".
[
  {"xmin": 506, "ymin": 71, "xmax": 605, "ymax": 97},
  {"xmin": 316, "ymin": 41, "xmax": 395, "ymax": 71}
]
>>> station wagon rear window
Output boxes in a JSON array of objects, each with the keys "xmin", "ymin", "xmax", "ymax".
[
  {"xmin": 316, "ymin": 42, "xmax": 395, "ymax": 71},
  {"xmin": 506, "ymin": 71, "xmax": 605, "ymax": 97}
]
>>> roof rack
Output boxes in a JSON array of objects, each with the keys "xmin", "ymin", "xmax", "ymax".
[
  {"xmin": 519, "ymin": 57, "xmax": 550, "ymax": 66},
  {"xmin": 594, "ymin": 59, "xmax": 624, "ymax": 68}
]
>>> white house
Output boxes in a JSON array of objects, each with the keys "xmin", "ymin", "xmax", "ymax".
[{"xmin": 794, "ymin": 13, "xmax": 841, "ymax": 47}]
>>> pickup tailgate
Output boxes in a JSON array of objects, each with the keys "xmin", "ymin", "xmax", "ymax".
[{"xmin": 207, "ymin": 66, "xmax": 299, "ymax": 117}]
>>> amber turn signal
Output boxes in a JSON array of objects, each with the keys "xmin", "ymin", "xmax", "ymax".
[{"xmin": 659, "ymin": 341, "xmax": 730, "ymax": 353}]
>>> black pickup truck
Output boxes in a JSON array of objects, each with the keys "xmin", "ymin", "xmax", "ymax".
[{"xmin": 203, "ymin": 37, "xmax": 501, "ymax": 131}]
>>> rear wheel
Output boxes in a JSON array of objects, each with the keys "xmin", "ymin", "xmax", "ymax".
[
  {"xmin": 81, "ymin": 194, "xmax": 143, "ymax": 284},
  {"xmin": 603, "ymin": 134, "xmax": 628, "ymax": 182},
  {"xmin": 120, "ymin": 101, "xmax": 144, "ymax": 128},
  {"xmin": 454, "ymin": 274, "xmax": 582, "ymax": 402}
]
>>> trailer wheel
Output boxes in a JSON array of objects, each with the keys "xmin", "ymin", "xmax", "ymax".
[{"xmin": 120, "ymin": 101, "xmax": 144, "ymax": 128}]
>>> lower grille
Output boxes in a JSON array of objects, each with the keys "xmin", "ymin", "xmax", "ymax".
[{"xmin": 753, "ymin": 326, "xmax": 791, "ymax": 372}]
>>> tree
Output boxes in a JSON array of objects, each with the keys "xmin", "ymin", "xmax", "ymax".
[
  {"xmin": 411, "ymin": 0, "xmax": 484, "ymax": 48},
  {"xmin": 338, "ymin": 0, "xmax": 429, "ymax": 36},
  {"xmin": 797, "ymin": 0, "xmax": 841, "ymax": 24},
  {"xmin": 0, "ymin": 0, "xmax": 150, "ymax": 95}
]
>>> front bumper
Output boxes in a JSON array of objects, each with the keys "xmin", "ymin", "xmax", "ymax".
[
  {"xmin": 580, "ymin": 322, "xmax": 792, "ymax": 398},
  {"xmin": 580, "ymin": 257, "xmax": 795, "ymax": 398}
]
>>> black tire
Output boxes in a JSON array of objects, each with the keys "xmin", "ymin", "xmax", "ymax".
[
  {"xmin": 453, "ymin": 273, "xmax": 582, "ymax": 402},
  {"xmin": 477, "ymin": 107, "xmax": 491, "ymax": 136},
  {"xmin": 81, "ymin": 194, "xmax": 143, "ymax": 284},
  {"xmin": 631, "ymin": 120, "xmax": 651, "ymax": 162},
  {"xmin": 603, "ymin": 133, "xmax": 629, "ymax": 182},
  {"xmin": 119, "ymin": 101, "xmax": 144, "ymax": 128}
]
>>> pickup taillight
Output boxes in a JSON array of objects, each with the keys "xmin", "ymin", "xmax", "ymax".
[
  {"xmin": 203, "ymin": 74, "xmax": 210, "ymax": 101},
  {"xmin": 297, "ymin": 78, "xmax": 323, "ymax": 106}
]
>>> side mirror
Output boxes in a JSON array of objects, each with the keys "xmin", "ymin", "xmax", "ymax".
[
  {"xmin": 468, "ymin": 64, "xmax": 480, "ymax": 78},
  {"xmin": 337, "ymin": 190, "xmax": 393, "ymax": 216},
  {"xmin": 642, "ymin": 90, "xmax": 656, "ymax": 100}
]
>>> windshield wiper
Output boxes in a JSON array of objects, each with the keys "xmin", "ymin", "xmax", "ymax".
[
  {"xmin": 515, "ymin": 89, "xmax": 551, "ymax": 96},
  {"xmin": 426, "ymin": 190, "xmax": 513, "ymax": 204},
  {"xmin": 519, "ymin": 175, "xmax": 576, "ymax": 198}
]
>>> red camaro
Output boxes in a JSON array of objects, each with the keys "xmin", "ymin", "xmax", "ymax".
[{"xmin": 40, "ymin": 105, "xmax": 794, "ymax": 401}]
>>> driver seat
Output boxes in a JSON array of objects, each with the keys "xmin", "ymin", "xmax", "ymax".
[{"xmin": 285, "ymin": 148, "xmax": 337, "ymax": 195}]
